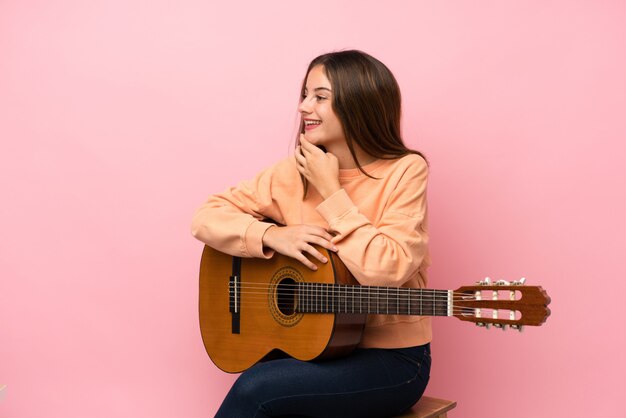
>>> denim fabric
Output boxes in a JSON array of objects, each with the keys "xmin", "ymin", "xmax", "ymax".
[{"xmin": 215, "ymin": 343, "xmax": 431, "ymax": 418}]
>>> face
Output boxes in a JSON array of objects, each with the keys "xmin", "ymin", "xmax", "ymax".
[{"xmin": 298, "ymin": 65, "xmax": 345, "ymax": 149}]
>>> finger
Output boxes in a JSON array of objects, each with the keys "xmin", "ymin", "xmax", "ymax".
[
  {"xmin": 294, "ymin": 159, "xmax": 307, "ymax": 177},
  {"xmin": 295, "ymin": 253, "xmax": 318, "ymax": 271},
  {"xmin": 307, "ymin": 235, "xmax": 338, "ymax": 252},
  {"xmin": 299, "ymin": 135, "xmax": 319, "ymax": 154},
  {"xmin": 302, "ymin": 244, "xmax": 328, "ymax": 264},
  {"xmin": 295, "ymin": 164, "xmax": 308, "ymax": 178},
  {"xmin": 299, "ymin": 141, "xmax": 313, "ymax": 156},
  {"xmin": 294, "ymin": 149, "xmax": 307, "ymax": 165},
  {"xmin": 305, "ymin": 225, "xmax": 335, "ymax": 243}
]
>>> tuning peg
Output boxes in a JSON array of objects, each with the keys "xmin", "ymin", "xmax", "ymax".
[
  {"xmin": 512, "ymin": 277, "xmax": 526, "ymax": 286},
  {"xmin": 477, "ymin": 277, "xmax": 491, "ymax": 286},
  {"xmin": 493, "ymin": 323, "xmax": 507, "ymax": 331},
  {"xmin": 511, "ymin": 324, "xmax": 524, "ymax": 332},
  {"xmin": 495, "ymin": 279, "xmax": 510, "ymax": 286}
]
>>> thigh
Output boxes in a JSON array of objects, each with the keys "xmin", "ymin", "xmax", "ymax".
[{"xmin": 217, "ymin": 344, "xmax": 431, "ymax": 418}]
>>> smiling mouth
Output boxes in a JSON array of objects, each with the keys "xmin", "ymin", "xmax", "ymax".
[{"xmin": 304, "ymin": 120, "xmax": 321, "ymax": 126}]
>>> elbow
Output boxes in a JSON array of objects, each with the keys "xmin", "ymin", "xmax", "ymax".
[
  {"xmin": 363, "ymin": 248, "xmax": 426, "ymax": 287},
  {"xmin": 190, "ymin": 210, "xmax": 208, "ymax": 241},
  {"xmin": 190, "ymin": 218, "xmax": 201, "ymax": 238}
]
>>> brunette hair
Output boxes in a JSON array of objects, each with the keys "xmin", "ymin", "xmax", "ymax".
[{"xmin": 297, "ymin": 50, "xmax": 426, "ymax": 182}]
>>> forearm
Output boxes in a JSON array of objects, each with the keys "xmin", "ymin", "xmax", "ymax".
[{"xmin": 316, "ymin": 189, "xmax": 428, "ymax": 287}]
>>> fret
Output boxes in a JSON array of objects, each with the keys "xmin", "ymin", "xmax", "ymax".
[
  {"xmin": 315, "ymin": 283, "xmax": 319, "ymax": 313},
  {"xmin": 432, "ymin": 289, "xmax": 436, "ymax": 316},
  {"xmin": 350, "ymin": 286, "xmax": 354, "ymax": 313},
  {"xmin": 324, "ymin": 283, "xmax": 328, "ymax": 313},
  {"xmin": 419, "ymin": 288, "xmax": 423, "ymax": 315},
  {"xmin": 359, "ymin": 286, "xmax": 362, "ymax": 314},
  {"xmin": 397, "ymin": 287, "xmax": 400, "ymax": 314},
  {"xmin": 403, "ymin": 288, "xmax": 409, "ymax": 315},
  {"xmin": 315, "ymin": 283, "xmax": 324, "ymax": 313},
  {"xmin": 318, "ymin": 283, "xmax": 321, "ymax": 313},
  {"xmin": 385, "ymin": 287, "xmax": 389, "ymax": 315},
  {"xmin": 338, "ymin": 285, "xmax": 342, "ymax": 313},
  {"xmin": 408, "ymin": 288, "xmax": 411, "ymax": 315},
  {"xmin": 372, "ymin": 287, "xmax": 377, "ymax": 314},
  {"xmin": 300, "ymin": 283, "xmax": 304, "ymax": 313},
  {"xmin": 317, "ymin": 283, "xmax": 321, "ymax": 313}
]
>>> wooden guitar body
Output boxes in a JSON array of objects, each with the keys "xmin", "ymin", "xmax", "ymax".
[{"xmin": 199, "ymin": 245, "xmax": 366, "ymax": 373}]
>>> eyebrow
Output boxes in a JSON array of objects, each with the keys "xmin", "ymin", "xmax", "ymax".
[{"xmin": 304, "ymin": 87, "xmax": 333, "ymax": 93}]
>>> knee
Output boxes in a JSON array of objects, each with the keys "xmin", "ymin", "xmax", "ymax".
[
  {"xmin": 229, "ymin": 372, "xmax": 266, "ymax": 403},
  {"xmin": 217, "ymin": 372, "xmax": 269, "ymax": 417},
  {"xmin": 225, "ymin": 366, "xmax": 275, "ymax": 409}
]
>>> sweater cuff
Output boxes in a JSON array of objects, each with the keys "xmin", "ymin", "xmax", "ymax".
[
  {"xmin": 315, "ymin": 188, "xmax": 355, "ymax": 226},
  {"xmin": 244, "ymin": 221, "xmax": 275, "ymax": 259}
]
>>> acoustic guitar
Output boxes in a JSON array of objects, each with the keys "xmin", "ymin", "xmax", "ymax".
[{"xmin": 198, "ymin": 245, "xmax": 551, "ymax": 373}]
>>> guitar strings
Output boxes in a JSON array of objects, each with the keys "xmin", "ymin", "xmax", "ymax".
[
  {"xmin": 219, "ymin": 297, "xmax": 487, "ymax": 317},
  {"xmin": 217, "ymin": 281, "xmax": 519, "ymax": 318},
  {"xmin": 229, "ymin": 281, "xmax": 499, "ymax": 300},
  {"xmin": 228, "ymin": 286, "xmax": 513, "ymax": 307}
]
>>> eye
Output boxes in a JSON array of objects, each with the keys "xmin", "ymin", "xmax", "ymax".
[{"xmin": 315, "ymin": 95, "xmax": 327, "ymax": 101}]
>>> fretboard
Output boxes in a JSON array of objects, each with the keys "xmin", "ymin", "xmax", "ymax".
[{"xmin": 296, "ymin": 283, "xmax": 452, "ymax": 316}]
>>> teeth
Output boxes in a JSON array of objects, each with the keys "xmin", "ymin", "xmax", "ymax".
[{"xmin": 304, "ymin": 120, "xmax": 321, "ymax": 126}]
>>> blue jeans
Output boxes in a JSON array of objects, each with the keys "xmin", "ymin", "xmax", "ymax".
[{"xmin": 215, "ymin": 343, "xmax": 431, "ymax": 418}]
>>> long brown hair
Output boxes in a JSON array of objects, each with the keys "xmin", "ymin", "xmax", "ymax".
[{"xmin": 297, "ymin": 50, "xmax": 426, "ymax": 189}]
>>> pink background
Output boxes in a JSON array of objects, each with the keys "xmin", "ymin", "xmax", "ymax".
[{"xmin": 1, "ymin": 1, "xmax": 625, "ymax": 417}]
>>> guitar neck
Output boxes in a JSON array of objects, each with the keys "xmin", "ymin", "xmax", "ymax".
[{"xmin": 296, "ymin": 283, "xmax": 452, "ymax": 316}]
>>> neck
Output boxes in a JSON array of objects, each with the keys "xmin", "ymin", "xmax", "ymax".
[
  {"xmin": 327, "ymin": 144, "xmax": 376, "ymax": 169},
  {"xmin": 296, "ymin": 282, "xmax": 452, "ymax": 316}
]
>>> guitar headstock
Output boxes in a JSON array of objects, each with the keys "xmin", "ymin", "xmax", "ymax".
[{"xmin": 453, "ymin": 278, "xmax": 551, "ymax": 331}]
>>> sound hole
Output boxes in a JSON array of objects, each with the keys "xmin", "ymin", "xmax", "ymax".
[{"xmin": 276, "ymin": 278, "xmax": 297, "ymax": 316}]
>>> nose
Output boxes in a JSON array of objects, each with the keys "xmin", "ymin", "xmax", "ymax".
[{"xmin": 298, "ymin": 96, "xmax": 312, "ymax": 114}]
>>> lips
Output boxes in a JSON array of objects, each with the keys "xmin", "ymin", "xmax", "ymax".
[{"xmin": 304, "ymin": 119, "xmax": 321, "ymax": 130}]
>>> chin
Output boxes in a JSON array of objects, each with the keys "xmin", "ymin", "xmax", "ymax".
[{"xmin": 302, "ymin": 132, "xmax": 319, "ymax": 143}]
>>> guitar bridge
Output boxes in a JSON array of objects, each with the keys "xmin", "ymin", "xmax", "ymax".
[{"xmin": 229, "ymin": 257, "xmax": 241, "ymax": 334}]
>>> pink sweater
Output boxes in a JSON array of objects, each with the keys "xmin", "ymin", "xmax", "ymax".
[{"xmin": 191, "ymin": 153, "xmax": 431, "ymax": 348}]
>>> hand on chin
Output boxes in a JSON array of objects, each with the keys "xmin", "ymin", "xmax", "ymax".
[{"xmin": 301, "ymin": 132, "xmax": 327, "ymax": 153}]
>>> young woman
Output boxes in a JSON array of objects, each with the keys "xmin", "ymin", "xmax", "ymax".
[{"xmin": 192, "ymin": 50, "xmax": 431, "ymax": 417}]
